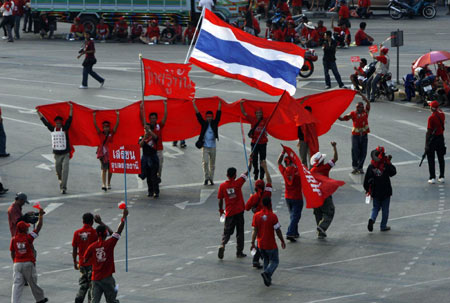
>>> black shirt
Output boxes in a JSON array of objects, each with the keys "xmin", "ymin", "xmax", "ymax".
[
  {"xmin": 363, "ymin": 163, "xmax": 397, "ymax": 199},
  {"xmin": 322, "ymin": 39, "xmax": 337, "ymax": 62},
  {"xmin": 161, "ymin": 27, "xmax": 175, "ymax": 39},
  {"xmin": 139, "ymin": 135, "xmax": 157, "ymax": 156},
  {"xmin": 41, "ymin": 116, "xmax": 72, "ymax": 155}
]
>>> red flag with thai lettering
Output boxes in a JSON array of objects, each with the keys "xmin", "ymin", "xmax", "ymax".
[
  {"xmin": 282, "ymin": 145, "xmax": 345, "ymax": 208},
  {"xmin": 142, "ymin": 58, "xmax": 195, "ymax": 100}
]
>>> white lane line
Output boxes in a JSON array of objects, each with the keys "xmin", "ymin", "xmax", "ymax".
[
  {"xmin": 3, "ymin": 116, "xmax": 44, "ymax": 127},
  {"xmin": 395, "ymin": 120, "xmax": 427, "ymax": 131},
  {"xmin": 43, "ymin": 203, "xmax": 64, "ymax": 215},
  {"xmin": 336, "ymin": 123, "xmax": 421, "ymax": 159},
  {"xmin": 403, "ymin": 277, "xmax": 450, "ymax": 288},
  {"xmin": 149, "ymin": 275, "xmax": 247, "ymax": 292},
  {"xmin": 285, "ymin": 251, "xmax": 397, "ymax": 271},
  {"xmin": 40, "ymin": 253, "xmax": 165, "ymax": 275},
  {"xmin": 96, "ymin": 95, "xmax": 133, "ymax": 102},
  {"xmin": 304, "ymin": 293, "xmax": 367, "ymax": 303},
  {"xmin": 351, "ymin": 209, "xmax": 450, "ymax": 226}
]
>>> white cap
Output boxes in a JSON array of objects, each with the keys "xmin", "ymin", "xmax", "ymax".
[{"xmin": 310, "ymin": 152, "xmax": 326, "ymax": 167}]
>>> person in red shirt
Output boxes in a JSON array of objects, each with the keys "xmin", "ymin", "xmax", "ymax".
[
  {"xmin": 93, "ymin": 110, "xmax": 119, "ymax": 191},
  {"xmin": 217, "ymin": 167, "xmax": 249, "ymax": 259},
  {"xmin": 140, "ymin": 19, "xmax": 160, "ymax": 44},
  {"xmin": 350, "ymin": 58, "xmax": 367, "ymax": 91},
  {"xmin": 338, "ymin": 0, "xmax": 350, "ymax": 28},
  {"xmin": 72, "ymin": 213, "xmax": 105, "ymax": 303},
  {"xmin": 257, "ymin": 0, "xmax": 269, "ymax": 18},
  {"xmin": 77, "ymin": 31, "xmax": 105, "ymax": 89},
  {"xmin": 69, "ymin": 17, "xmax": 85, "ymax": 40},
  {"xmin": 284, "ymin": 19, "xmax": 299, "ymax": 43},
  {"xmin": 183, "ymin": 21, "xmax": 196, "ymax": 44},
  {"xmin": 310, "ymin": 142, "xmax": 338, "ymax": 239},
  {"xmin": 276, "ymin": 0, "xmax": 291, "ymax": 16},
  {"xmin": 278, "ymin": 150, "xmax": 303, "ymax": 242},
  {"xmin": 338, "ymin": 92, "xmax": 370, "ymax": 174},
  {"xmin": 250, "ymin": 197, "xmax": 286, "ymax": 287},
  {"xmin": 332, "ymin": 18, "xmax": 350, "ymax": 48},
  {"xmin": 84, "ymin": 207, "xmax": 128, "ymax": 303},
  {"xmin": 245, "ymin": 161, "xmax": 272, "ymax": 269},
  {"xmin": 291, "ymin": 0, "xmax": 302, "ymax": 14},
  {"xmin": 10, "ymin": 208, "xmax": 48, "ymax": 303},
  {"xmin": 426, "ymin": 101, "xmax": 446, "ymax": 184},
  {"xmin": 240, "ymin": 100, "xmax": 268, "ymax": 181},
  {"xmin": 357, "ymin": 0, "xmax": 372, "ymax": 18},
  {"xmin": 437, "ymin": 62, "xmax": 450, "ymax": 84},
  {"xmin": 12, "ymin": 0, "xmax": 23, "ymax": 40},
  {"xmin": 113, "ymin": 16, "xmax": 128, "ymax": 41},
  {"xmin": 355, "ymin": 22, "xmax": 373, "ymax": 46},
  {"xmin": 173, "ymin": 20, "xmax": 182, "ymax": 43},
  {"xmin": 96, "ymin": 18, "xmax": 109, "ymax": 42},
  {"xmin": 270, "ymin": 23, "xmax": 285, "ymax": 42},
  {"xmin": 302, "ymin": 22, "xmax": 319, "ymax": 47},
  {"xmin": 316, "ymin": 20, "xmax": 327, "ymax": 44},
  {"xmin": 8, "ymin": 193, "xmax": 31, "ymax": 237}
]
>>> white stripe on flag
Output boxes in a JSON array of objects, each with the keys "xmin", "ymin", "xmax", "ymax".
[
  {"xmin": 201, "ymin": 18, "xmax": 304, "ymax": 69},
  {"xmin": 191, "ymin": 49, "xmax": 297, "ymax": 95}
]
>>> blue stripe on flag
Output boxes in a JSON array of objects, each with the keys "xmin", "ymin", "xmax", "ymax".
[{"xmin": 195, "ymin": 30, "xmax": 299, "ymax": 87}]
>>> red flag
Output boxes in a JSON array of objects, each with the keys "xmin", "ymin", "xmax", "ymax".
[
  {"xmin": 350, "ymin": 56, "xmax": 361, "ymax": 62},
  {"xmin": 142, "ymin": 58, "xmax": 195, "ymax": 100},
  {"xmin": 301, "ymin": 123, "xmax": 319, "ymax": 156},
  {"xmin": 369, "ymin": 45, "xmax": 378, "ymax": 53},
  {"xmin": 282, "ymin": 145, "xmax": 345, "ymax": 208}
]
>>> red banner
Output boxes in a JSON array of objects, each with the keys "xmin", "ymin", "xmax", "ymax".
[
  {"xmin": 282, "ymin": 145, "xmax": 345, "ymax": 209},
  {"xmin": 142, "ymin": 58, "xmax": 195, "ymax": 100},
  {"xmin": 350, "ymin": 56, "xmax": 361, "ymax": 62},
  {"xmin": 109, "ymin": 145, "xmax": 141, "ymax": 174},
  {"xmin": 369, "ymin": 45, "xmax": 378, "ymax": 53}
]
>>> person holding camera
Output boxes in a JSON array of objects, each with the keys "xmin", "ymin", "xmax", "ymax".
[
  {"xmin": 8, "ymin": 193, "xmax": 35, "ymax": 237},
  {"xmin": 139, "ymin": 121, "xmax": 160, "ymax": 198},
  {"xmin": 364, "ymin": 146, "xmax": 397, "ymax": 232},
  {"xmin": 77, "ymin": 31, "xmax": 105, "ymax": 89},
  {"xmin": 193, "ymin": 99, "xmax": 221, "ymax": 186},
  {"xmin": 10, "ymin": 207, "xmax": 48, "ymax": 303}
]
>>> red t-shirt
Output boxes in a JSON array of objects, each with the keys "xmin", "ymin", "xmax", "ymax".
[
  {"xmin": 131, "ymin": 24, "xmax": 143, "ymax": 36},
  {"xmin": 310, "ymin": 160, "xmax": 335, "ymax": 177},
  {"xmin": 358, "ymin": 0, "xmax": 371, "ymax": 7},
  {"xmin": 252, "ymin": 208, "xmax": 280, "ymax": 250},
  {"xmin": 354, "ymin": 66, "xmax": 366, "ymax": 76},
  {"xmin": 218, "ymin": 175, "xmax": 247, "ymax": 217},
  {"xmin": 317, "ymin": 26, "xmax": 327, "ymax": 39},
  {"xmin": 375, "ymin": 55, "xmax": 387, "ymax": 65},
  {"xmin": 292, "ymin": 0, "xmax": 302, "ymax": 5},
  {"xmin": 437, "ymin": 68, "xmax": 449, "ymax": 82},
  {"xmin": 115, "ymin": 21, "xmax": 128, "ymax": 33},
  {"xmin": 72, "ymin": 224, "xmax": 98, "ymax": 267},
  {"xmin": 333, "ymin": 26, "xmax": 350, "ymax": 36},
  {"xmin": 286, "ymin": 28, "xmax": 297, "ymax": 39},
  {"xmin": 279, "ymin": 165, "xmax": 302, "ymax": 200},
  {"xmin": 339, "ymin": 5, "xmax": 350, "ymax": 19},
  {"xmin": 10, "ymin": 231, "xmax": 38, "ymax": 264},
  {"xmin": 349, "ymin": 110, "xmax": 370, "ymax": 135},
  {"xmin": 98, "ymin": 132, "xmax": 114, "ymax": 156},
  {"xmin": 245, "ymin": 183, "xmax": 272, "ymax": 213},
  {"xmin": 147, "ymin": 25, "xmax": 160, "ymax": 38},
  {"xmin": 184, "ymin": 27, "xmax": 195, "ymax": 40},
  {"xmin": 355, "ymin": 29, "xmax": 368, "ymax": 46},
  {"xmin": 272, "ymin": 28, "xmax": 285, "ymax": 41},
  {"xmin": 84, "ymin": 233, "xmax": 120, "ymax": 281},
  {"xmin": 84, "ymin": 40, "xmax": 95, "ymax": 59},
  {"xmin": 247, "ymin": 116, "xmax": 268, "ymax": 144},
  {"xmin": 8, "ymin": 202, "xmax": 22, "ymax": 237},
  {"xmin": 277, "ymin": 2, "xmax": 291, "ymax": 16},
  {"xmin": 427, "ymin": 111, "xmax": 445, "ymax": 136},
  {"xmin": 71, "ymin": 24, "xmax": 85, "ymax": 33},
  {"xmin": 301, "ymin": 26, "xmax": 308, "ymax": 39},
  {"xmin": 308, "ymin": 29, "xmax": 319, "ymax": 42},
  {"xmin": 12, "ymin": 0, "xmax": 23, "ymax": 16},
  {"xmin": 96, "ymin": 24, "xmax": 109, "ymax": 35},
  {"xmin": 154, "ymin": 124, "xmax": 163, "ymax": 151}
]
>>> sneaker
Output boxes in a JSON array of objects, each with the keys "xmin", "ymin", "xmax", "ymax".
[
  {"xmin": 253, "ymin": 263, "xmax": 263, "ymax": 269},
  {"xmin": 428, "ymin": 178, "xmax": 436, "ymax": 184},
  {"xmin": 153, "ymin": 193, "xmax": 159, "ymax": 199},
  {"xmin": 294, "ymin": 234, "xmax": 300, "ymax": 239},
  {"xmin": 261, "ymin": 272, "xmax": 271, "ymax": 287},
  {"xmin": 286, "ymin": 236, "xmax": 297, "ymax": 242},
  {"xmin": 317, "ymin": 231, "xmax": 325, "ymax": 239},
  {"xmin": 367, "ymin": 219, "xmax": 374, "ymax": 232},
  {"xmin": 147, "ymin": 192, "xmax": 153, "ymax": 197},
  {"xmin": 381, "ymin": 226, "xmax": 391, "ymax": 232},
  {"xmin": 204, "ymin": 180, "xmax": 208, "ymax": 186},
  {"xmin": 351, "ymin": 169, "xmax": 359, "ymax": 174},
  {"xmin": 218, "ymin": 246, "xmax": 225, "ymax": 259},
  {"xmin": 340, "ymin": 85, "xmax": 348, "ymax": 89},
  {"xmin": 317, "ymin": 226, "xmax": 327, "ymax": 238},
  {"xmin": 172, "ymin": 142, "xmax": 178, "ymax": 147},
  {"xmin": 107, "ymin": 185, "xmax": 111, "ymax": 189},
  {"xmin": 344, "ymin": 44, "xmax": 349, "ymax": 49},
  {"xmin": 100, "ymin": 80, "xmax": 105, "ymax": 88},
  {"xmin": 79, "ymin": 85, "xmax": 88, "ymax": 89},
  {"xmin": 61, "ymin": 189, "xmax": 67, "ymax": 194},
  {"xmin": 102, "ymin": 187, "xmax": 107, "ymax": 192},
  {"xmin": 236, "ymin": 252, "xmax": 247, "ymax": 258},
  {"xmin": 438, "ymin": 177, "xmax": 445, "ymax": 183},
  {"xmin": 0, "ymin": 188, "xmax": 8, "ymax": 195},
  {"xmin": 358, "ymin": 169, "xmax": 364, "ymax": 174},
  {"xmin": 2, "ymin": 36, "xmax": 7, "ymax": 40},
  {"xmin": 0, "ymin": 153, "xmax": 10, "ymax": 157},
  {"xmin": 209, "ymin": 179, "xmax": 214, "ymax": 186},
  {"xmin": 325, "ymin": 85, "xmax": 331, "ymax": 89},
  {"xmin": 180, "ymin": 143, "xmax": 187, "ymax": 148}
]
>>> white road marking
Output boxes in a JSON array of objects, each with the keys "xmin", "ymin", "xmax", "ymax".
[
  {"xmin": 44, "ymin": 203, "xmax": 64, "ymax": 215},
  {"xmin": 350, "ymin": 184, "xmax": 364, "ymax": 193},
  {"xmin": 96, "ymin": 95, "xmax": 133, "ymax": 102},
  {"xmin": 149, "ymin": 275, "xmax": 248, "ymax": 292},
  {"xmin": 285, "ymin": 252, "xmax": 397, "ymax": 271},
  {"xmin": 395, "ymin": 120, "xmax": 427, "ymax": 131},
  {"xmin": 3, "ymin": 116, "xmax": 44, "ymax": 127},
  {"xmin": 403, "ymin": 277, "xmax": 450, "ymax": 288},
  {"xmin": 303, "ymin": 292, "xmax": 367, "ymax": 303},
  {"xmin": 174, "ymin": 188, "xmax": 215, "ymax": 210},
  {"xmin": 351, "ymin": 208, "xmax": 450, "ymax": 226}
]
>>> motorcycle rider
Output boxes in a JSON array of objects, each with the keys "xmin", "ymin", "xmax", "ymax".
[
  {"xmin": 350, "ymin": 58, "xmax": 367, "ymax": 92},
  {"xmin": 367, "ymin": 46, "xmax": 390, "ymax": 102}
]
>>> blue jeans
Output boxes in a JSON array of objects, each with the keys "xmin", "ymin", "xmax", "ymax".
[
  {"xmin": 323, "ymin": 60, "xmax": 344, "ymax": 87},
  {"xmin": 371, "ymin": 197, "xmax": 390, "ymax": 229},
  {"xmin": 351, "ymin": 134, "xmax": 368, "ymax": 170},
  {"xmin": 260, "ymin": 248, "xmax": 279, "ymax": 279},
  {"xmin": 285, "ymin": 198, "xmax": 303, "ymax": 237},
  {"xmin": 0, "ymin": 121, "xmax": 6, "ymax": 155},
  {"xmin": 82, "ymin": 64, "xmax": 104, "ymax": 87}
]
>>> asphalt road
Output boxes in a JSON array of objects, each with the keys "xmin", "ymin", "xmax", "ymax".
[{"xmin": 0, "ymin": 9, "xmax": 450, "ymax": 303}]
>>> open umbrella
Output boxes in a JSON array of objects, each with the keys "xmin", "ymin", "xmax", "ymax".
[{"xmin": 412, "ymin": 51, "xmax": 450, "ymax": 70}]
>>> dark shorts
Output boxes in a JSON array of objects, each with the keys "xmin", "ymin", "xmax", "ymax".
[{"xmin": 99, "ymin": 160, "xmax": 110, "ymax": 170}]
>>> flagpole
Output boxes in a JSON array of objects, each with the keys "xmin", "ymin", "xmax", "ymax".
[
  {"xmin": 123, "ymin": 150, "xmax": 128, "ymax": 273},
  {"xmin": 184, "ymin": 7, "xmax": 205, "ymax": 64},
  {"xmin": 240, "ymin": 118, "xmax": 254, "ymax": 194},
  {"xmin": 139, "ymin": 53, "xmax": 145, "ymax": 103}
]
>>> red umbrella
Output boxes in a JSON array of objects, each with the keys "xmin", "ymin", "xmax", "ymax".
[{"xmin": 412, "ymin": 51, "xmax": 450, "ymax": 70}]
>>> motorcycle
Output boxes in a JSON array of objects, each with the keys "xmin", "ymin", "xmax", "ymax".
[
  {"xmin": 298, "ymin": 49, "xmax": 318, "ymax": 78},
  {"xmin": 416, "ymin": 76, "xmax": 436, "ymax": 104},
  {"xmin": 374, "ymin": 72, "xmax": 397, "ymax": 101},
  {"xmin": 388, "ymin": 0, "xmax": 436, "ymax": 20}
]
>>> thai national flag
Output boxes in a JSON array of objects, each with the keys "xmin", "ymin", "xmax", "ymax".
[{"xmin": 189, "ymin": 9, "xmax": 305, "ymax": 96}]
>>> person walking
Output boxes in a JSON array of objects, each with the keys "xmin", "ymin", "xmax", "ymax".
[
  {"xmin": 322, "ymin": 30, "xmax": 345, "ymax": 89},
  {"xmin": 310, "ymin": 142, "xmax": 338, "ymax": 239},
  {"xmin": 77, "ymin": 31, "xmax": 105, "ymax": 89},
  {"xmin": 240, "ymin": 100, "xmax": 268, "ymax": 181},
  {"xmin": 38, "ymin": 102, "xmax": 73, "ymax": 194},
  {"xmin": 0, "ymin": 0, "xmax": 14, "ymax": 42},
  {"xmin": 250, "ymin": 197, "xmax": 286, "ymax": 287},
  {"xmin": 83, "ymin": 207, "xmax": 128, "ymax": 303},
  {"xmin": 426, "ymin": 101, "xmax": 446, "ymax": 184},
  {"xmin": 10, "ymin": 208, "xmax": 48, "ymax": 303},
  {"xmin": 338, "ymin": 92, "xmax": 370, "ymax": 174},
  {"xmin": 8, "ymin": 193, "xmax": 30, "ymax": 237},
  {"xmin": 139, "ymin": 123, "xmax": 160, "ymax": 198},
  {"xmin": 12, "ymin": 0, "xmax": 23, "ymax": 40},
  {"xmin": 72, "ymin": 213, "xmax": 98, "ymax": 303},
  {"xmin": 22, "ymin": 0, "xmax": 32, "ymax": 33},
  {"xmin": 245, "ymin": 160, "xmax": 272, "ymax": 269},
  {"xmin": 0, "ymin": 106, "xmax": 10, "ymax": 157},
  {"xmin": 364, "ymin": 146, "xmax": 396, "ymax": 232},
  {"xmin": 278, "ymin": 149, "xmax": 303, "ymax": 242},
  {"xmin": 193, "ymin": 99, "xmax": 221, "ymax": 185},
  {"xmin": 217, "ymin": 167, "xmax": 249, "ymax": 259},
  {"xmin": 93, "ymin": 110, "xmax": 119, "ymax": 191}
]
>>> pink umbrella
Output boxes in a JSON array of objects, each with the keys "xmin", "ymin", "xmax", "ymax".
[{"xmin": 412, "ymin": 51, "xmax": 450, "ymax": 70}]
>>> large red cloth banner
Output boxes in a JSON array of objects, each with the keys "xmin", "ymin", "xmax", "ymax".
[
  {"xmin": 142, "ymin": 58, "xmax": 196, "ymax": 100},
  {"xmin": 282, "ymin": 145, "xmax": 345, "ymax": 209},
  {"xmin": 35, "ymin": 90, "xmax": 356, "ymax": 148},
  {"xmin": 109, "ymin": 145, "xmax": 141, "ymax": 174}
]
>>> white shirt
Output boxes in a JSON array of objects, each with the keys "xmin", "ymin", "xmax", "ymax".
[
  {"xmin": 198, "ymin": 0, "xmax": 214, "ymax": 11},
  {"xmin": 1, "ymin": 1, "xmax": 14, "ymax": 16}
]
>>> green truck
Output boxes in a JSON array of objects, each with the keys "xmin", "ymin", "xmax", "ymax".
[{"xmin": 31, "ymin": 0, "xmax": 246, "ymax": 31}]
